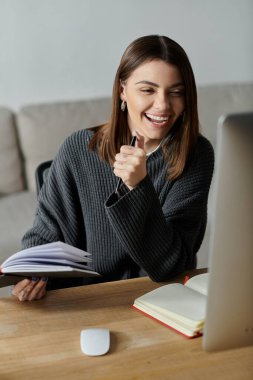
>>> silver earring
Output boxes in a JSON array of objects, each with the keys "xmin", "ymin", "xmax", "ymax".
[{"xmin": 121, "ymin": 100, "xmax": 126, "ymax": 112}]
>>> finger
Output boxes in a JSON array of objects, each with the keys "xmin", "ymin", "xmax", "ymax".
[
  {"xmin": 114, "ymin": 159, "xmax": 139, "ymax": 173},
  {"xmin": 35, "ymin": 285, "xmax": 47, "ymax": 300},
  {"xmin": 116, "ymin": 156, "xmax": 144, "ymax": 172},
  {"xmin": 120, "ymin": 145, "xmax": 135, "ymax": 154},
  {"xmin": 114, "ymin": 160, "xmax": 130, "ymax": 169},
  {"xmin": 17, "ymin": 277, "xmax": 41, "ymax": 301},
  {"xmin": 114, "ymin": 166, "xmax": 127, "ymax": 177},
  {"xmin": 113, "ymin": 161, "xmax": 123, "ymax": 170},
  {"xmin": 12, "ymin": 278, "xmax": 32, "ymax": 296},
  {"xmin": 113, "ymin": 167, "xmax": 132, "ymax": 182},
  {"xmin": 120, "ymin": 145, "xmax": 145, "ymax": 157},
  {"xmin": 116, "ymin": 151, "xmax": 144, "ymax": 163},
  {"xmin": 115, "ymin": 153, "xmax": 128, "ymax": 162},
  {"xmin": 17, "ymin": 282, "xmax": 36, "ymax": 301},
  {"xmin": 27, "ymin": 278, "xmax": 48, "ymax": 301}
]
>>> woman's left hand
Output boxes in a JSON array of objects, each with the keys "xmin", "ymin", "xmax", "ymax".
[{"xmin": 114, "ymin": 132, "xmax": 146, "ymax": 190}]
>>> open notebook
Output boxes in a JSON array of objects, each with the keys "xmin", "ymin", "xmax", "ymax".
[
  {"xmin": 0, "ymin": 241, "xmax": 100, "ymax": 288},
  {"xmin": 133, "ymin": 273, "xmax": 208, "ymax": 338}
]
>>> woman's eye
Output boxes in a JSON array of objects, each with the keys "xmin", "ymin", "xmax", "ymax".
[
  {"xmin": 169, "ymin": 90, "xmax": 184, "ymax": 97},
  {"xmin": 140, "ymin": 88, "xmax": 155, "ymax": 94}
]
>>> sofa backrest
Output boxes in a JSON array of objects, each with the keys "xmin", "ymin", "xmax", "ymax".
[
  {"xmin": 198, "ymin": 82, "xmax": 253, "ymax": 149},
  {"xmin": 0, "ymin": 107, "xmax": 24, "ymax": 195},
  {"xmin": 16, "ymin": 97, "xmax": 112, "ymax": 191}
]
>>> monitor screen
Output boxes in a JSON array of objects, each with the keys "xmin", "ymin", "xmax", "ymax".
[{"xmin": 203, "ymin": 112, "xmax": 253, "ymax": 351}]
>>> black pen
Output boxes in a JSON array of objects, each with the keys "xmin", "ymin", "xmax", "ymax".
[{"xmin": 115, "ymin": 135, "xmax": 137, "ymax": 196}]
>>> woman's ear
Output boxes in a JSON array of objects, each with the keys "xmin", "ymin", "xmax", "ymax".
[{"xmin": 119, "ymin": 81, "xmax": 127, "ymax": 102}]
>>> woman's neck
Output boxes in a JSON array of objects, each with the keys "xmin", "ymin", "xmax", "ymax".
[{"xmin": 144, "ymin": 139, "xmax": 163, "ymax": 156}]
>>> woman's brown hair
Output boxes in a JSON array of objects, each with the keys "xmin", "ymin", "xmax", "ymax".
[{"xmin": 89, "ymin": 35, "xmax": 199, "ymax": 180}]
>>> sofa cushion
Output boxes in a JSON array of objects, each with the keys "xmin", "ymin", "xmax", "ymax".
[
  {"xmin": 196, "ymin": 83, "xmax": 253, "ymax": 268},
  {"xmin": 0, "ymin": 107, "xmax": 24, "ymax": 195},
  {"xmin": 198, "ymin": 82, "xmax": 253, "ymax": 149},
  {"xmin": 0, "ymin": 190, "xmax": 37, "ymax": 261},
  {"xmin": 17, "ymin": 98, "xmax": 111, "ymax": 191}
]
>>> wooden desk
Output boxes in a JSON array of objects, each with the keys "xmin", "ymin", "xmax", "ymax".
[{"xmin": 0, "ymin": 269, "xmax": 252, "ymax": 380}]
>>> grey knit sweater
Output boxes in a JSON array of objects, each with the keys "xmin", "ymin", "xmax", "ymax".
[{"xmin": 22, "ymin": 129, "xmax": 214, "ymax": 283}]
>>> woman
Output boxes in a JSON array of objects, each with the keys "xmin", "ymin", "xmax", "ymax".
[{"xmin": 12, "ymin": 35, "xmax": 214, "ymax": 301}]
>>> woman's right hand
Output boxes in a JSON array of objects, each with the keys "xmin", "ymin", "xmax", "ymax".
[
  {"xmin": 114, "ymin": 132, "xmax": 147, "ymax": 190},
  {"xmin": 12, "ymin": 277, "xmax": 48, "ymax": 301}
]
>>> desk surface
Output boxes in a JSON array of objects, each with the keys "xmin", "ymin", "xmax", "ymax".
[{"xmin": 0, "ymin": 269, "xmax": 252, "ymax": 380}]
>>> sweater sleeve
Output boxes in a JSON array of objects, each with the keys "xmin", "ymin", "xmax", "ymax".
[
  {"xmin": 105, "ymin": 136, "xmax": 214, "ymax": 281},
  {"xmin": 22, "ymin": 137, "xmax": 85, "ymax": 249}
]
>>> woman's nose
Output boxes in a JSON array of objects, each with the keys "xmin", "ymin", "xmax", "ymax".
[{"xmin": 153, "ymin": 92, "xmax": 170, "ymax": 111}]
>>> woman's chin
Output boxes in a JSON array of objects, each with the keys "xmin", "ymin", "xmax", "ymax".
[{"xmin": 143, "ymin": 123, "xmax": 171, "ymax": 140}]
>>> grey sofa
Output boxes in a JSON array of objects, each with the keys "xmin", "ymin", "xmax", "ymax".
[{"xmin": 0, "ymin": 83, "xmax": 253, "ymax": 296}]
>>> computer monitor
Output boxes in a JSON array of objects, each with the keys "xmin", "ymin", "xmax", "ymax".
[{"xmin": 203, "ymin": 112, "xmax": 253, "ymax": 351}]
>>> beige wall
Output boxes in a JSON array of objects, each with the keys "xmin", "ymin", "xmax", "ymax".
[{"xmin": 0, "ymin": 0, "xmax": 252, "ymax": 110}]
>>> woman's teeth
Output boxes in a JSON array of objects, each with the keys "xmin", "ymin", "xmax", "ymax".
[{"xmin": 145, "ymin": 113, "xmax": 169, "ymax": 123}]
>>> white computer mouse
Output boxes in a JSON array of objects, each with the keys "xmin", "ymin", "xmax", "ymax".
[{"xmin": 80, "ymin": 328, "xmax": 110, "ymax": 356}]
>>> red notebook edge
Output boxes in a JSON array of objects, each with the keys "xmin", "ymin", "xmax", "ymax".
[{"xmin": 132, "ymin": 305, "xmax": 202, "ymax": 339}]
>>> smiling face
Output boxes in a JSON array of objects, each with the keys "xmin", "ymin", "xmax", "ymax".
[{"xmin": 120, "ymin": 59, "xmax": 185, "ymax": 153}]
